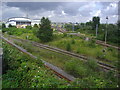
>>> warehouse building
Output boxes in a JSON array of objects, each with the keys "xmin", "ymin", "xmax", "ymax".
[{"xmin": 6, "ymin": 17, "xmax": 31, "ymax": 28}]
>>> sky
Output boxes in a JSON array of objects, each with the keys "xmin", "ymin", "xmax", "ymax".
[{"xmin": 1, "ymin": 1, "xmax": 119, "ymax": 24}]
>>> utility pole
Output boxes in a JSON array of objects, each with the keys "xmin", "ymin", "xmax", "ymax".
[
  {"xmin": 26, "ymin": 8, "xmax": 28, "ymax": 18},
  {"xmin": 72, "ymin": 23, "xmax": 74, "ymax": 32},
  {"xmin": 105, "ymin": 16, "xmax": 108, "ymax": 44},
  {"xmin": 96, "ymin": 24, "xmax": 98, "ymax": 38}
]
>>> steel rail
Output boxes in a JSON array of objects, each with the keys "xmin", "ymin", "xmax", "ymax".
[{"xmin": 2, "ymin": 36, "xmax": 76, "ymax": 82}]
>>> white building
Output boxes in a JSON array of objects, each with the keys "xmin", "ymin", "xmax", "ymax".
[
  {"xmin": 6, "ymin": 17, "xmax": 31, "ymax": 28},
  {"xmin": 31, "ymin": 19, "xmax": 40, "ymax": 27}
]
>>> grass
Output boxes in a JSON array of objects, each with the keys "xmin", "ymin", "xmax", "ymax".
[
  {"xmin": 12, "ymin": 38, "xmax": 105, "ymax": 78},
  {"xmin": 2, "ymin": 41, "xmax": 70, "ymax": 88},
  {"xmin": 45, "ymin": 34, "xmax": 118, "ymax": 66},
  {"xmin": 4, "ymin": 32, "xmax": 118, "ymax": 67},
  {"xmin": 6, "ymin": 36, "xmax": 119, "ymax": 88},
  {"xmin": 4, "ymin": 32, "xmax": 118, "ymax": 66}
]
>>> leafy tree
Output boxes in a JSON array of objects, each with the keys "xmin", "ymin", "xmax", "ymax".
[
  {"xmin": 37, "ymin": 17, "xmax": 53, "ymax": 42},
  {"xmin": 117, "ymin": 20, "xmax": 120, "ymax": 29},
  {"xmin": 92, "ymin": 16, "xmax": 100, "ymax": 30},
  {"xmin": 2, "ymin": 23, "xmax": 6, "ymax": 28},
  {"xmin": 8, "ymin": 24, "xmax": 13, "ymax": 27},
  {"xmin": 33, "ymin": 24, "xmax": 39, "ymax": 28},
  {"xmin": 86, "ymin": 20, "xmax": 93, "ymax": 26}
]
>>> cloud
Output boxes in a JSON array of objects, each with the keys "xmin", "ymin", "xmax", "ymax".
[
  {"xmin": 2, "ymin": 1, "xmax": 118, "ymax": 23},
  {"xmin": 2, "ymin": 2, "xmax": 25, "ymax": 21}
]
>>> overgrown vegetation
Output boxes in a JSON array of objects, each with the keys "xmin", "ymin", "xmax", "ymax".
[
  {"xmin": 3, "ymin": 35, "xmax": 119, "ymax": 88},
  {"xmin": 2, "ymin": 41, "xmax": 70, "ymax": 88},
  {"xmin": 64, "ymin": 17, "xmax": 119, "ymax": 46}
]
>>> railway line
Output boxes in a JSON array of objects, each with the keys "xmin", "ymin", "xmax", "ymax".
[
  {"xmin": 7, "ymin": 36, "xmax": 117, "ymax": 72},
  {"xmin": 1, "ymin": 36, "xmax": 76, "ymax": 82},
  {"xmin": 55, "ymin": 27, "xmax": 120, "ymax": 50},
  {"xmin": 2, "ymin": 36, "xmax": 120, "ymax": 80}
]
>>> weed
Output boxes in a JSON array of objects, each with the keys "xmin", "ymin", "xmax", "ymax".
[{"xmin": 66, "ymin": 43, "xmax": 71, "ymax": 51}]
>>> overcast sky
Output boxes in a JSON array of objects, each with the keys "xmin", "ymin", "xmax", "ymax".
[{"xmin": 1, "ymin": 1, "xmax": 119, "ymax": 23}]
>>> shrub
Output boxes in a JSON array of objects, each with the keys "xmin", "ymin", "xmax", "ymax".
[
  {"xmin": 66, "ymin": 43, "xmax": 71, "ymax": 51},
  {"xmin": 2, "ymin": 41, "xmax": 69, "ymax": 88},
  {"xmin": 87, "ymin": 59, "xmax": 99, "ymax": 71},
  {"xmin": 88, "ymin": 39, "xmax": 96, "ymax": 48},
  {"xmin": 63, "ymin": 33, "xmax": 67, "ymax": 37},
  {"xmin": 71, "ymin": 39, "xmax": 75, "ymax": 44},
  {"xmin": 76, "ymin": 48, "xmax": 81, "ymax": 54},
  {"xmin": 65, "ymin": 60, "xmax": 88, "ymax": 78},
  {"xmin": 65, "ymin": 60, "xmax": 76, "ymax": 75},
  {"xmin": 26, "ymin": 26, "xmax": 32, "ymax": 30}
]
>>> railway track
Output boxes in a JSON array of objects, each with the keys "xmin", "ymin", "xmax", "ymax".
[
  {"xmin": 2, "ymin": 36, "xmax": 76, "ymax": 82},
  {"xmin": 96, "ymin": 40, "xmax": 120, "ymax": 50},
  {"xmin": 55, "ymin": 28, "xmax": 120, "ymax": 50},
  {"xmin": 68, "ymin": 33, "xmax": 120, "ymax": 50},
  {"xmin": 7, "ymin": 36, "xmax": 117, "ymax": 72}
]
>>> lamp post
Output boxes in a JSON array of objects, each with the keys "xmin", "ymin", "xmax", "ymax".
[{"xmin": 105, "ymin": 16, "xmax": 108, "ymax": 44}]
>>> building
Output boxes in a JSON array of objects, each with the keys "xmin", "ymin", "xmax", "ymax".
[
  {"xmin": 31, "ymin": 19, "xmax": 40, "ymax": 27},
  {"xmin": 6, "ymin": 17, "xmax": 31, "ymax": 28}
]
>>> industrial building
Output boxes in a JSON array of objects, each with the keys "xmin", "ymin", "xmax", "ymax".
[
  {"xmin": 6, "ymin": 17, "xmax": 31, "ymax": 28},
  {"xmin": 5, "ymin": 17, "xmax": 67, "ymax": 28},
  {"xmin": 5, "ymin": 17, "xmax": 41, "ymax": 28}
]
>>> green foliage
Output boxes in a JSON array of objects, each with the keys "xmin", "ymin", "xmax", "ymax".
[
  {"xmin": 87, "ymin": 39, "xmax": 96, "ymax": 48},
  {"xmin": 63, "ymin": 33, "xmax": 67, "ymax": 37},
  {"xmin": 65, "ymin": 60, "xmax": 90, "ymax": 78},
  {"xmin": 2, "ymin": 27, "xmax": 32, "ymax": 36},
  {"xmin": 66, "ymin": 43, "xmax": 71, "ymax": 51},
  {"xmin": 92, "ymin": 16, "xmax": 100, "ymax": 30},
  {"xmin": 8, "ymin": 24, "xmax": 13, "ymax": 27},
  {"xmin": 71, "ymin": 39, "xmax": 75, "ymax": 44},
  {"xmin": 37, "ymin": 17, "xmax": 53, "ymax": 42},
  {"xmin": 86, "ymin": 59, "xmax": 98, "ymax": 71},
  {"xmin": 33, "ymin": 24, "xmax": 39, "ymax": 28},
  {"xmin": 2, "ymin": 23, "xmax": 6, "ymax": 28},
  {"xmin": 26, "ymin": 25, "xmax": 32, "ymax": 30},
  {"xmin": 2, "ymin": 41, "xmax": 69, "ymax": 88}
]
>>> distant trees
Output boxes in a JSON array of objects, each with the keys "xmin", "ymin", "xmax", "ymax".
[
  {"xmin": 26, "ymin": 25, "xmax": 32, "ymax": 29},
  {"xmin": 2, "ymin": 23, "xmax": 6, "ymax": 28},
  {"xmin": 33, "ymin": 24, "xmax": 39, "ymax": 28},
  {"xmin": 8, "ymin": 24, "xmax": 13, "ymax": 28},
  {"xmin": 117, "ymin": 20, "xmax": 120, "ymax": 29},
  {"xmin": 92, "ymin": 16, "xmax": 100, "ymax": 30},
  {"xmin": 37, "ymin": 17, "xmax": 53, "ymax": 42}
]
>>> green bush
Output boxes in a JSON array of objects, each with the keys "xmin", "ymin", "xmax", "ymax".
[
  {"xmin": 2, "ymin": 41, "xmax": 69, "ymax": 88},
  {"xmin": 63, "ymin": 33, "xmax": 67, "ymax": 37},
  {"xmin": 65, "ymin": 60, "xmax": 88, "ymax": 78},
  {"xmin": 86, "ymin": 59, "xmax": 98, "ymax": 71},
  {"xmin": 66, "ymin": 43, "xmax": 71, "ymax": 51},
  {"xmin": 87, "ymin": 39, "xmax": 96, "ymax": 48},
  {"xmin": 71, "ymin": 39, "xmax": 75, "ymax": 44}
]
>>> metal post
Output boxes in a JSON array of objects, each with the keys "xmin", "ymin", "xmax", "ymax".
[
  {"xmin": 72, "ymin": 23, "xmax": 74, "ymax": 32},
  {"xmin": 105, "ymin": 16, "xmax": 108, "ymax": 44},
  {"xmin": 96, "ymin": 24, "xmax": 98, "ymax": 38}
]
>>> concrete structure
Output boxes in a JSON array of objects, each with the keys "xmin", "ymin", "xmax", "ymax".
[{"xmin": 6, "ymin": 17, "xmax": 31, "ymax": 28}]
